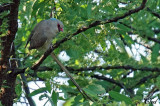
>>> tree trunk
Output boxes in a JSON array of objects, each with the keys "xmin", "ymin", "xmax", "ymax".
[{"xmin": 0, "ymin": 0, "xmax": 20, "ymax": 105}]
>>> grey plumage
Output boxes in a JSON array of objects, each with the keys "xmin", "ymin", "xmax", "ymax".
[
  {"xmin": 25, "ymin": 18, "xmax": 64, "ymax": 51},
  {"xmin": 25, "ymin": 18, "xmax": 93, "ymax": 101}
]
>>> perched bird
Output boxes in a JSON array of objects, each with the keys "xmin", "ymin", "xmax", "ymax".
[
  {"xmin": 25, "ymin": 18, "xmax": 64, "ymax": 51},
  {"xmin": 25, "ymin": 18, "xmax": 93, "ymax": 101}
]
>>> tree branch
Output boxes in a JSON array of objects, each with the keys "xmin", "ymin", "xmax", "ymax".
[
  {"xmin": 0, "ymin": 0, "xmax": 20, "ymax": 105},
  {"xmin": 67, "ymin": 65, "xmax": 160, "ymax": 73},
  {"xmin": 0, "ymin": 1, "xmax": 19, "ymax": 67},
  {"xmin": 31, "ymin": 0, "xmax": 147, "ymax": 70},
  {"xmin": 144, "ymin": 86, "xmax": 159, "ymax": 103},
  {"xmin": 92, "ymin": 75, "xmax": 124, "ymax": 88},
  {"xmin": 0, "ymin": 3, "xmax": 11, "ymax": 13},
  {"xmin": 103, "ymin": 0, "xmax": 147, "ymax": 24},
  {"xmin": 11, "ymin": 66, "xmax": 53, "ymax": 75},
  {"xmin": 147, "ymin": 8, "xmax": 160, "ymax": 19},
  {"xmin": 20, "ymin": 74, "xmax": 36, "ymax": 106},
  {"xmin": 133, "ymin": 39, "xmax": 151, "ymax": 50},
  {"xmin": 91, "ymin": 75, "xmax": 134, "ymax": 97},
  {"xmin": 129, "ymin": 73, "xmax": 160, "ymax": 89},
  {"xmin": 146, "ymin": 36, "xmax": 160, "ymax": 44},
  {"xmin": 119, "ymin": 22, "xmax": 160, "ymax": 44}
]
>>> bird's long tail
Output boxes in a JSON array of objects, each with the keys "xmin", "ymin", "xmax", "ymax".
[{"xmin": 50, "ymin": 53, "xmax": 94, "ymax": 102}]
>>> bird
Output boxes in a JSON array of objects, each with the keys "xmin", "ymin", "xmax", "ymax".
[
  {"xmin": 25, "ymin": 18, "xmax": 64, "ymax": 52},
  {"xmin": 25, "ymin": 18, "xmax": 94, "ymax": 101}
]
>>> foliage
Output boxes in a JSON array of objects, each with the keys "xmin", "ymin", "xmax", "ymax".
[{"xmin": 1, "ymin": 0, "xmax": 160, "ymax": 105}]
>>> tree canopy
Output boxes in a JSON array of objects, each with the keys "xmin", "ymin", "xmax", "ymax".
[{"xmin": 1, "ymin": 0, "xmax": 160, "ymax": 105}]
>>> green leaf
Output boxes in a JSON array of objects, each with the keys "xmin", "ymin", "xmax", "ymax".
[
  {"xmin": 31, "ymin": 0, "xmax": 46, "ymax": 18},
  {"xmin": 39, "ymin": 94, "xmax": 47, "ymax": 100},
  {"xmin": 123, "ymin": 35, "xmax": 134, "ymax": 46},
  {"xmin": 84, "ymin": 84, "xmax": 106, "ymax": 98},
  {"xmin": 60, "ymin": 85, "xmax": 77, "ymax": 98},
  {"xmin": 140, "ymin": 54, "xmax": 149, "ymax": 64},
  {"xmin": 75, "ymin": 101, "xmax": 90, "ymax": 106},
  {"xmin": 95, "ymin": 81, "xmax": 110, "ymax": 90},
  {"xmin": 151, "ymin": 43, "xmax": 160, "ymax": 62},
  {"xmin": 156, "ymin": 76, "xmax": 160, "ymax": 88},
  {"xmin": 15, "ymin": 84, "xmax": 22, "ymax": 98},
  {"xmin": 63, "ymin": 97, "xmax": 75, "ymax": 106},
  {"xmin": 51, "ymin": 90, "xmax": 58, "ymax": 105},
  {"xmin": 39, "ymin": 93, "xmax": 56, "ymax": 105},
  {"xmin": 66, "ymin": 48, "xmax": 81, "ymax": 59},
  {"xmin": 87, "ymin": 3, "xmax": 92, "ymax": 18},
  {"xmin": 100, "ymin": 38, "xmax": 106, "ymax": 51},
  {"xmin": 45, "ymin": 81, "xmax": 51, "ymax": 93},
  {"xmin": 109, "ymin": 91, "xmax": 132, "ymax": 104},
  {"xmin": 29, "ymin": 87, "xmax": 47, "ymax": 97},
  {"xmin": 114, "ymin": 37, "xmax": 125, "ymax": 52},
  {"xmin": 72, "ymin": 94, "xmax": 83, "ymax": 105}
]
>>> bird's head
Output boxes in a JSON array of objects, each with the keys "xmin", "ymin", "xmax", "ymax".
[{"xmin": 50, "ymin": 18, "xmax": 64, "ymax": 33}]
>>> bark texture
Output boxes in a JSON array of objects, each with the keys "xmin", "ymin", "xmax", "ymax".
[{"xmin": 0, "ymin": 0, "xmax": 20, "ymax": 105}]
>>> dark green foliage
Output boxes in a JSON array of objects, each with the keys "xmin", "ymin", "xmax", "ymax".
[{"xmin": 1, "ymin": 0, "xmax": 160, "ymax": 105}]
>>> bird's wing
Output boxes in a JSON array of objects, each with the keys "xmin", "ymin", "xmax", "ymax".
[
  {"xmin": 25, "ymin": 30, "xmax": 34, "ymax": 48},
  {"xmin": 29, "ymin": 31, "xmax": 47, "ymax": 50},
  {"xmin": 25, "ymin": 20, "xmax": 48, "ymax": 50}
]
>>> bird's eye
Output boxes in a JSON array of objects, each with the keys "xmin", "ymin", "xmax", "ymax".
[
  {"xmin": 57, "ymin": 24, "xmax": 60, "ymax": 28},
  {"xmin": 57, "ymin": 24, "xmax": 61, "ymax": 32}
]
